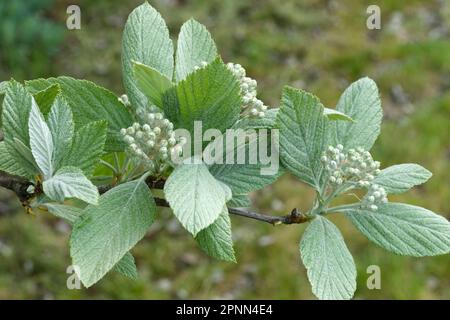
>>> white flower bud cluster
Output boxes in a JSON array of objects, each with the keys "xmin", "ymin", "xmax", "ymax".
[
  {"xmin": 321, "ymin": 145, "xmax": 388, "ymax": 211},
  {"xmin": 226, "ymin": 62, "xmax": 267, "ymax": 118},
  {"xmin": 118, "ymin": 94, "xmax": 131, "ymax": 107},
  {"xmin": 321, "ymin": 145, "xmax": 381, "ymax": 187},
  {"xmin": 120, "ymin": 106, "xmax": 186, "ymax": 174},
  {"xmin": 361, "ymin": 184, "xmax": 388, "ymax": 211}
]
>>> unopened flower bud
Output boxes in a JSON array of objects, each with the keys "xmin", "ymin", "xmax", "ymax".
[
  {"xmin": 168, "ymin": 137, "xmax": 176, "ymax": 146},
  {"xmin": 160, "ymin": 139, "xmax": 168, "ymax": 147},
  {"xmin": 124, "ymin": 136, "xmax": 134, "ymax": 144},
  {"xmin": 26, "ymin": 185, "xmax": 35, "ymax": 194},
  {"xmin": 119, "ymin": 94, "xmax": 130, "ymax": 106}
]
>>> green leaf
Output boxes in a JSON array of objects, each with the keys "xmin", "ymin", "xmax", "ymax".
[
  {"xmin": 175, "ymin": 19, "xmax": 217, "ymax": 82},
  {"xmin": 278, "ymin": 86, "xmax": 328, "ymax": 189},
  {"xmin": 346, "ymin": 203, "xmax": 450, "ymax": 257},
  {"xmin": 43, "ymin": 203, "xmax": 83, "ymax": 224},
  {"xmin": 47, "ymin": 95, "xmax": 74, "ymax": 170},
  {"xmin": 330, "ymin": 77, "xmax": 382, "ymax": 150},
  {"xmin": 29, "ymin": 100, "xmax": 54, "ymax": 179},
  {"xmin": 300, "ymin": 216, "xmax": 357, "ymax": 300},
  {"xmin": 26, "ymin": 77, "xmax": 133, "ymax": 152},
  {"xmin": 133, "ymin": 61, "xmax": 173, "ymax": 109},
  {"xmin": 122, "ymin": 2, "xmax": 174, "ymax": 109},
  {"xmin": 2, "ymin": 80, "xmax": 32, "ymax": 146},
  {"xmin": 0, "ymin": 81, "xmax": 9, "ymax": 124},
  {"xmin": 114, "ymin": 252, "xmax": 138, "ymax": 280},
  {"xmin": 373, "ymin": 164, "xmax": 432, "ymax": 194},
  {"xmin": 0, "ymin": 141, "xmax": 29, "ymax": 178},
  {"xmin": 164, "ymin": 159, "xmax": 231, "ymax": 236},
  {"xmin": 0, "ymin": 81, "xmax": 8, "ymax": 95},
  {"xmin": 195, "ymin": 207, "xmax": 236, "ymax": 262},
  {"xmin": 60, "ymin": 121, "xmax": 108, "ymax": 177},
  {"xmin": 10, "ymin": 138, "xmax": 38, "ymax": 175},
  {"xmin": 323, "ymin": 107, "xmax": 354, "ymax": 122},
  {"xmin": 43, "ymin": 167, "xmax": 99, "ymax": 205},
  {"xmin": 165, "ymin": 58, "xmax": 241, "ymax": 135},
  {"xmin": 1, "ymin": 80, "xmax": 38, "ymax": 175},
  {"xmin": 208, "ymin": 132, "xmax": 284, "ymax": 195},
  {"xmin": 228, "ymin": 194, "xmax": 251, "ymax": 208},
  {"xmin": 218, "ymin": 180, "xmax": 233, "ymax": 202},
  {"xmin": 70, "ymin": 177, "xmax": 156, "ymax": 287},
  {"xmin": 33, "ymin": 83, "xmax": 61, "ymax": 115}
]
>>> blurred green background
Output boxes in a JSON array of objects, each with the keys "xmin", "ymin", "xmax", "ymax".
[{"xmin": 0, "ymin": 0, "xmax": 449, "ymax": 299}]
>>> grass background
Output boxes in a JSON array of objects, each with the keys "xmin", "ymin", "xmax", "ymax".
[{"xmin": 0, "ymin": 0, "xmax": 449, "ymax": 299}]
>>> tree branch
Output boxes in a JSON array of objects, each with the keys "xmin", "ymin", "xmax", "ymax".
[
  {"xmin": 0, "ymin": 172, "xmax": 312, "ymax": 225},
  {"xmin": 0, "ymin": 172, "xmax": 34, "ymax": 203},
  {"xmin": 229, "ymin": 207, "xmax": 312, "ymax": 225},
  {"xmin": 152, "ymin": 197, "xmax": 312, "ymax": 225}
]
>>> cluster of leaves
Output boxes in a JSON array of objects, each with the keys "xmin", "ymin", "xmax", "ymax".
[{"xmin": 0, "ymin": 2, "xmax": 449, "ymax": 299}]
